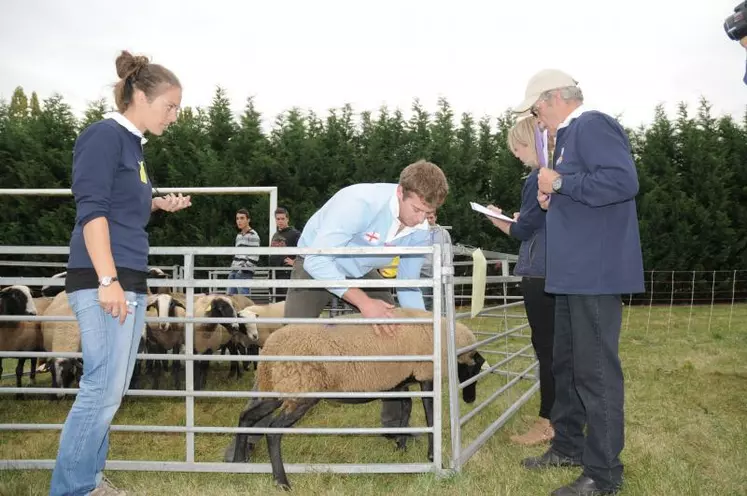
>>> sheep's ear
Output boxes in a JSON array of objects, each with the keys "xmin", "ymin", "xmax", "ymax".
[
  {"xmin": 146, "ymin": 295, "xmax": 158, "ymax": 308},
  {"xmin": 172, "ymin": 298, "xmax": 186, "ymax": 310}
]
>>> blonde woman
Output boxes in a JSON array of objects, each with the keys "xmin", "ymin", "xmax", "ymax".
[{"xmin": 483, "ymin": 115, "xmax": 555, "ymax": 446}]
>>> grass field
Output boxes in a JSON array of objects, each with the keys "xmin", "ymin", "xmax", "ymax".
[{"xmin": 1, "ymin": 303, "xmax": 746, "ymax": 495}]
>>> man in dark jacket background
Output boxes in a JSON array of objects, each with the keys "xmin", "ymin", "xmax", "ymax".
[{"xmin": 269, "ymin": 207, "xmax": 301, "ymax": 302}]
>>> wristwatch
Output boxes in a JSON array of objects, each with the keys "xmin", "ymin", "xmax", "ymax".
[
  {"xmin": 99, "ymin": 276, "xmax": 118, "ymax": 287},
  {"xmin": 552, "ymin": 176, "xmax": 563, "ymax": 193}
]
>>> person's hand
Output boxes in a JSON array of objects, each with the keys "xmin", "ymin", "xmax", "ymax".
[
  {"xmin": 513, "ymin": 212, "xmax": 520, "ymax": 221},
  {"xmin": 360, "ymin": 298, "xmax": 397, "ymax": 337},
  {"xmin": 485, "ymin": 204, "xmax": 512, "ymax": 235},
  {"xmin": 538, "ymin": 191, "xmax": 551, "ymax": 210},
  {"xmin": 537, "ymin": 168, "xmax": 559, "ymax": 194},
  {"xmin": 153, "ymin": 193, "xmax": 192, "ymax": 212},
  {"xmin": 284, "ymin": 257, "xmax": 295, "ymax": 266},
  {"xmin": 740, "ymin": 36, "xmax": 747, "ymax": 49},
  {"xmin": 486, "ymin": 205, "xmax": 512, "ymax": 227},
  {"xmin": 99, "ymin": 282, "xmax": 130, "ymax": 325}
]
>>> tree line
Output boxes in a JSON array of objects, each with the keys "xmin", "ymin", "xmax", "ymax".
[{"xmin": 1, "ymin": 86, "xmax": 745, "ymax": 277}]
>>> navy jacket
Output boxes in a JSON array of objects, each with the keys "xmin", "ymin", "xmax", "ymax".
[
  {"xmin": 546, "ymin": 110, "xmax": 645, "ymax": 295},
  {"xmin": 67, "ymin": 118, "xmax": 153, "ymax": 272},
  {"xmin": 510, "ymin": 168, "xmax": 546, "ymax": 278}
]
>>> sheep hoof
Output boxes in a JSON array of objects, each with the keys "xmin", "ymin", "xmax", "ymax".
[{"xmin": 395, "ymin": 437, "xmax": 409, "ymax": 452}]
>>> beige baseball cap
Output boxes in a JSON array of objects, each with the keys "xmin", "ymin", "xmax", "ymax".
[{"xmin": 512, "ymin": 69, "xmax": 579, "ymax": 113}]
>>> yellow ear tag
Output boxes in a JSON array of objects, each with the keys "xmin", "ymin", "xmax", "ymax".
[
  {"xmin": 139, "ymin": 161, "xmax": 148, "ymax": 184},
  {"xmin": 206, "ymin": 304, "xmax": 212, "ymax": 312}
]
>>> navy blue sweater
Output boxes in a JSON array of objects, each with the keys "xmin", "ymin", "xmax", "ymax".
[
  {"xmin": 67, "ymin": 119, "xmax": 152, "ymax": 274},
  {"xmin": 509, "ymin": 168, "xmax": 547, "ymax": 278},
  {"xmin": 546, "ymin": 110, "xmax": 645, "ymax": 295}
]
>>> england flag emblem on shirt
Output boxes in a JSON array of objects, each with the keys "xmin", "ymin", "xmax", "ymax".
[{"xmin": 364, "ymin": 231, "xmax": 380, "ymax": 244}]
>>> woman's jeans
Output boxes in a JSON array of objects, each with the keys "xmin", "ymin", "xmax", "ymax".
[{"xmin": 49, "ymin": 289, "xmax": 146, "ymax": 496}]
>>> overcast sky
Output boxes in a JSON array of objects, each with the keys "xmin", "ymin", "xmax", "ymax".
[{"xmin": 0, "ymin": 0, "xmax": 744, "ymax": 131}]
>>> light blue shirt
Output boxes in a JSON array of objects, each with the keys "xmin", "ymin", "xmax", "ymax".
[{"xmin": 299, "ymin": 183, "xmax": 430, "ymax": 309}]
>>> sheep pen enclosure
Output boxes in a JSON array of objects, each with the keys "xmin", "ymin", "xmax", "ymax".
[{"xmin": 0, "ymin": 237, "xmax": 542, "ymax": 486}]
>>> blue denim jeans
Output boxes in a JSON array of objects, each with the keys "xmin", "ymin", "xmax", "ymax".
[
  {"xmin": 227, "ymin": 270, "xmax": 253, "ymax": 296},
  {"xmin": 49, "ymin": 289, "xmax": 147, "ymax": 496}
]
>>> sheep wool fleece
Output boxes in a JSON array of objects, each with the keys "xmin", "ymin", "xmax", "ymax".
[{"xmin": 256, "ymin": 308, "xmax": 478, "ymax": 409}]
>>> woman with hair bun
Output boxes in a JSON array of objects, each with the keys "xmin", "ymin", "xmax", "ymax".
[{"xmin": 50, "ymin": 50, "xmax": 191, "ymax": 496}]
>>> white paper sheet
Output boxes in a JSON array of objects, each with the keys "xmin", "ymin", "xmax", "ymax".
[{"xmin": 470, "ymin": 201, "xmax": 516, "ymax": 223}]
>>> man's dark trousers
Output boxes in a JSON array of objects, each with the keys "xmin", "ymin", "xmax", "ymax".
[{"xmin": 550, "ymin": 294, "xmax": 624, "ymax": 491}]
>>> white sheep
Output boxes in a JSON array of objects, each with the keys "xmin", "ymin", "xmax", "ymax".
[{"xmin": 224, "ymin": 308, "xmax": 485, "ymax": 490}]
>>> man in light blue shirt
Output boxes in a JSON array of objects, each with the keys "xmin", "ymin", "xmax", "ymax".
[{"xmin": 284, "ymin": 159, "xmax": 449, "ymax": 446}]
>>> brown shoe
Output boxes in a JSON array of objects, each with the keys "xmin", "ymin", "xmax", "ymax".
[
  {"xmin": 510, "ymin": 417, "xmax": 554, "ymax": 446},
  {"xmin": 90, "ymin": 476, "xmax": 127, "ymax": 496}
]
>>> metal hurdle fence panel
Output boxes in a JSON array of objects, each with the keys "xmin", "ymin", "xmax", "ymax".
[
  {"xmin": 0, "ymin": 244, "xmax": 449, "ymax": 479},
  {"xmin": 444, "ymin": 245, "xmax": 538, "ymax": 471}
]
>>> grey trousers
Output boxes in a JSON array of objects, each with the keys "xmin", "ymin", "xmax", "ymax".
[{"xmin": 283, "ymin": 258, "xmax": 412, "ymax": 430}]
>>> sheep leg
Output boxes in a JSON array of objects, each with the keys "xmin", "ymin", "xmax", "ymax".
[
  {"xmin": 381, "ymin": 383, "xmax": 413, "ymax": 452},
  {"xmin": 225, "ymin": 398, "xmax": 283, "ymax": 463},
  {"xmin": 171, "ymin": 347, "xmax": 182, "ymax": 390},
  {"xmin": 194, "ymin": 351, "xmax": 211, "ymax": 391},
  {"xmin": 247, "ymin": 344, "xmax": 259, "ymax": 371},
  {"xmin": 152, "ymin": 343, "xmax": 166, "ymax": 390},
  {"xmin": 419, "ymin": 380, "xmax": 434, "ymax": 462},
  {"xmin": 15, "ymin": 358, "xmax": 26, "ymax": 400},
  {"xmin": 267, "ymin": 400, "xmax": 319, "ymax": 491},
  {"xmin": 227, "ymin": 342, "xmax": 240, "ymax": 380},
  {"xmin": 29, "ymin": 357, "xmax": 37, "ymax": 385},
  {"xmin": 242, "ymin": 343, "xmax": 256, "ymax": 371}
]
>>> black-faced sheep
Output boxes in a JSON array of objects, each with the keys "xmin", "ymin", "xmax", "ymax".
[
  {"xmin": 40, "ymin": 271, "xmax": 66, "ymax": 297},
  {"xmin": 147, "ymin": 267, "xmax": 172, "ymax": 295},
  {"xmin": 224, "ymin": 308, "xmax": 485, "ymax": 490},
  {"xmin": 0, "ymin": 285, "xmax": 44, "ymax": 396},
  {"xmin": 220, "ymin": 294, "xmax": 257, "ymax": 374},
  {"xmin": 193, "ymin": 294, "xmax": 257, "ymax": 390}
]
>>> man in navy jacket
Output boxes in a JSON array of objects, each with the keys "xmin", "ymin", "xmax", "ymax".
[{"xmin": 512, "ymin": 69, "xmax": 645, "ymax": 496}]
